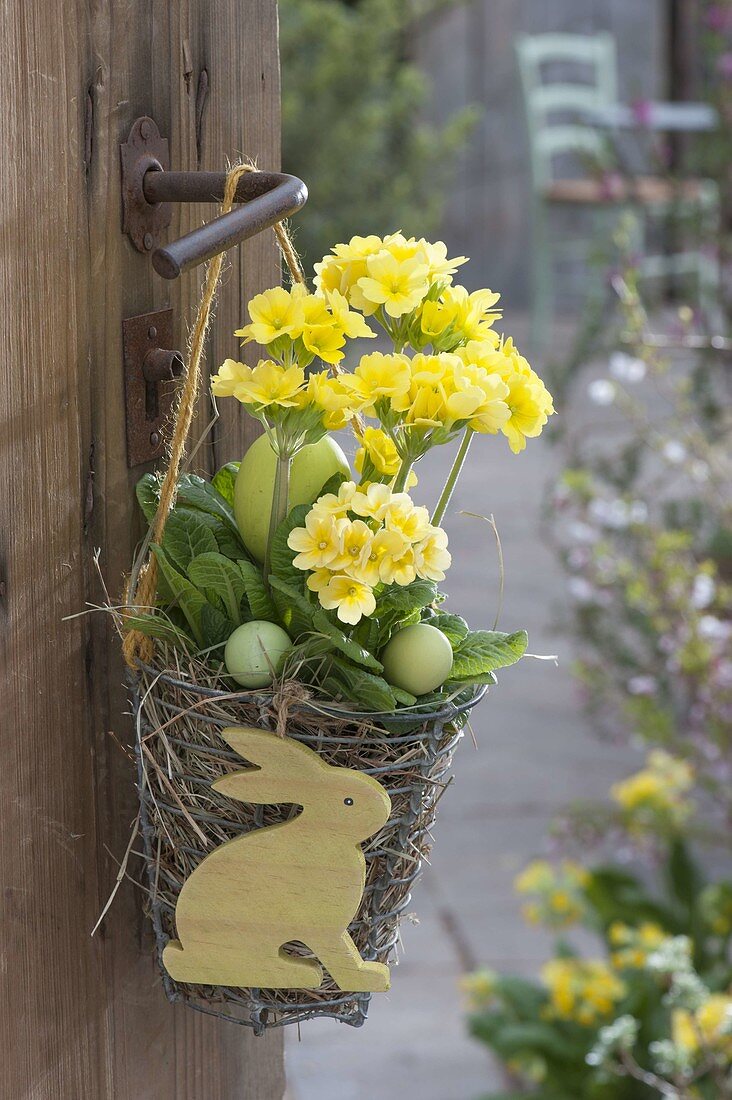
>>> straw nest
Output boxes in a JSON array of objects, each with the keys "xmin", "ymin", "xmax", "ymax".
[{"xmin": 132, "ymin": 646, "xmax": 484, "ymax": 1032}]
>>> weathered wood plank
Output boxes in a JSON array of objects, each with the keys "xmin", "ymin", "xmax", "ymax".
[{"xmin": 0, "ymin": 0, "xmax": 286, "ymax": 1095}]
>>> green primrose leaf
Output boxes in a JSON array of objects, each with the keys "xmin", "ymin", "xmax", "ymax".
[
  {"xmin": 162, "ymin": 509, "xmax": 219, "ymax": 572},
  {"xmin": 450, "ymin": 630, "xmax": 528, "ymax": 681},
  {"xmin": 211, "ymin": 462, "xmax": 240, "ymax": 506},
  {"xmin": 187, "ymin": 553, "xmax": 247, "ymax": 624},
  {"xmin": 238, "ymin": 559, "xmax": 279, "ymax": 622}
]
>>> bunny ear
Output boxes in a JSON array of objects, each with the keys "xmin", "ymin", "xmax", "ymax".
[
  {"xmin": 212, "ymin": 726, "xmax": 327, "ymax": 806},
  {"xmin": 220, "ymin": 726, "xmax": 324, "ymax": 777}
]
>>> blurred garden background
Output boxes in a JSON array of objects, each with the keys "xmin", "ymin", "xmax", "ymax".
[{"xmin": 280, "ymin": 1, "xmax": 732, "ymax": 1097}]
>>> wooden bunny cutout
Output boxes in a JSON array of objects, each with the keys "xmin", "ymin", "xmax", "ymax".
[{"xmin": 163, "ymin": 726, "xmax": 392, "ymax": 992}]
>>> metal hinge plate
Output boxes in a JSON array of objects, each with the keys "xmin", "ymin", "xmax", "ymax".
[
  {"xmin": 122, "ymin": 308, "xmax": 178, "ymax": 467},
  {"xmin": 120, "ymin": 117, "xmax": 172, "ymax": 253}
]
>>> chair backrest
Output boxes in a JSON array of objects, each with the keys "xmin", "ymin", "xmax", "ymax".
[{"xmin": 515, "ymin": 33, "xmax": 618, "ymax": 190}]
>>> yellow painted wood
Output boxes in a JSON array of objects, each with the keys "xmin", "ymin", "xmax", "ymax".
[{"xmin": 163, "ymin": 727, "xmax": 392, "ymax": 992}]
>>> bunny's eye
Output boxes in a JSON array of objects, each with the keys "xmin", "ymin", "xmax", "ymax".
[{"xmin": 344, "ymin": 797, "xmax": 354, "ymax": 806}]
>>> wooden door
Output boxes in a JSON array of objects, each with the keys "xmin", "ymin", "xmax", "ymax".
[{"xmin": 0, "ymin": 1, "xmax": 285, "ymax": 1096}]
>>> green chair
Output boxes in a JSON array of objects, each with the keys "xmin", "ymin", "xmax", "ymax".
[{"xmin": 515, "ymin": 32, "xmax": 720, "ymax": 354}]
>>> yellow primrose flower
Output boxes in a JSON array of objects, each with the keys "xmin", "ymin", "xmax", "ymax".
[
  {"xmin": 419, "ymin": 238, "xmax": 469, "ymax": 281},
  {"xmin": 310, "ymin": 481, "xmax": 358, "ymax": 519},
  {"xmin": 211, "ymin": 358, "xmax": 253, "ymax": 399},
  {"xmin": 413, "ymin": 529, "xmax": 451, "ymax": 581},
  {"xmin": 501, "ymin": 372, "xmax": 553, "ymax": 453},
  {"xmin": 350, "ymin": 482, "xmax": 394, "ymax": 522},
  {"xmin": 379, "ymin": 543, "xmax": 417, "ymax": 586},
  {"xmin": 345, "ymin": 352, "xmax": 412, "ymax": 412},
  {"xmin": 442, "ymin": 285, "xmax": 501, "ymax": 342},
  {"xmin": 329, "ymin": 518, "xmax": 374, "ymax": 573},
  {"xmin": 306, "ymin": 372, "xmax": 361, "ymax": 429},
  {"xmin": 672, "ymin": 995, "xmax": 732, "ymax": 1057},
  {"xmin": 385, "ymin": 497, "xmax": 432, "ymax": 543},
  {"xmin": 352, "ymin": 527, "xmax": 404, "ymax": 586},
  {"xmin": 306, "ymin": 567, "xmax": 334, "ymax": 594},
  {"xmin": 287, "ymin": 512, "xmax": 342, "ymax": 571},
  {"xmin": 317, "ymin": 573, "xmax": 376, "ymax": 625},
  {"xmin": 315, "ymin": 235, "xmax": 387, "ymax": 306},
  {"xmin": 357, "ymin": 250, "xmax": 430, "ymax": 318},
  {"xmin": 301, "ymin": 324, "xmax": 346, "ymax": 365},
  {"xmin": 218, "ymin": 359, "xmax": 306, "ymax": 409},
  {"xmin": 235, "ymin": 286, "xmax": 304, "ymax": 345},
  {"xmin": 419, "ymin": 298, "xmax": 460, "ymax": 341},
  {"xmin": 326, "ymin": 288, "xmax": 377, "ymax": 340},
  {"xmin": 354, "ymin": 427, "xmax": 401, "ymax": 478}
]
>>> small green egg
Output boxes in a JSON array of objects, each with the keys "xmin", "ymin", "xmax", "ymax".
[
  {"xmin": 381, "ymin": 622, "xmax": 453, "ymax": 696},
  {"xmin": 224, "ymin": 621, "xmax": 292, "ymax": 688}
]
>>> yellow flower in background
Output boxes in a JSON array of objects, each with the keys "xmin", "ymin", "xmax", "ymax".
[
  {"xmin": 609, "ymin": 922, "xmax": 667, "ymax": 969},
  {"xmin": 672, "ymin": 995, "xmax": 732, "ymax": 1057},
  {"xmin": 287, "ymin": 511, "xmax": 342, "ymax": 571},
  {"xmin": 235, "ymin": 285, "xmax": 304, "ymax": 345},
  {"xmin": 413, "ymin": 529, "xmax": 451, "ymax": 581},
  {"xmin": 210, "ymin": 358, "xmax": 254, "ymax": 399},
  {"xmin": 317, "ymin": 573, "xmax": 376, "ymax": 625},
  {"xmin": 356, "ymin": 250, "xmax": 431, "ymax": 318},
  {"xmin": 515, "ymin": 859, "xmax": 589, "ymax": 929},
  {"xmin": 541, "ymin": 958, "xmax": 626, "ymax": 1027},
  {"xmin": 461, "ymin": 968, "xmax": 499, "ymax": 1010},
  {"xmin": 611, "ymin": 750, "xmax": 695, "ymax": 831}
]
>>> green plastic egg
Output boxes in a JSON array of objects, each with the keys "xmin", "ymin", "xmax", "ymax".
[
  {"xmin": 234, "ymin": 434, "xmax": 351, "ymax": 562},
  {"xmin": 381, "ymin": 622, "xmax": 454, "ymax": 697},
  {"xmin": 224, "ymin": 621, "xmax": 292, "ymax": 688}
]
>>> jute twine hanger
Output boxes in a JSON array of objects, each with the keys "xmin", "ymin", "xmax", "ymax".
[{"xmin": 123, "ymin": 161, "xmax": 305, "ymax": 667}]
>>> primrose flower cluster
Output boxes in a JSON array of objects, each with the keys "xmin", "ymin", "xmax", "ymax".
[
  {"xmin": 212, "ymin": 232, "xmax": 554, "ymax": 476},
  {"xmin": 287, "ymin": 481, "xmax": 450, "ymax": 625}
]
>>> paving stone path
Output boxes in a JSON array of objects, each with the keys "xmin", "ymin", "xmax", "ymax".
[{"xmin": 286, "ymin": 374, "xmax": 634, "ymax": 1100}]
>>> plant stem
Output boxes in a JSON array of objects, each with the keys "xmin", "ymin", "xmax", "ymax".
[
  {"xmin": 263, "ymin": 452, "xmax": 291, "ymax": 584},
  {"xmin": 392, "ymin": 455, "xmax": 413, "ymax": 493},
  {"xmin": 431, "ymin": 427, "xmax": 475, "ymax": 527}
]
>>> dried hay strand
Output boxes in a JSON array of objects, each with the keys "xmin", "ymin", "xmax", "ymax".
[{"xmin": 131, "ymin": 645, "xmax": 485, "ymax": 1032}]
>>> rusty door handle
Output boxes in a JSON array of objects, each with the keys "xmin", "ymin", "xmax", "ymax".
[
  {"xmin": 120, "ymin": 117, "xmax": 308, "ymax": 279},
  {"xmin": 144, "ymin": 170, "xmax": 308, "ymax": 279}
]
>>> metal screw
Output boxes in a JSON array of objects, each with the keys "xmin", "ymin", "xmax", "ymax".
[
  {"xmin": 148, "ymin": 325, "xmax": 157, "ymax": 339},
  {"xmin": 143, "ymin": 232, "xmax": 154, "ymax": 251},
  {"xmin": 150, "ymin": 431, "xmax": 160, "ymax": 448},
  {"xmin": 140, "ymin": 118, "xmax": 152, "ymax": 140}
]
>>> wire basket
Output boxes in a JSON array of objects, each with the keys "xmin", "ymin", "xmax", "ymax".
[{"xmin": 132, "ymin": 657, "xmax": 486, "ymax": 1033}]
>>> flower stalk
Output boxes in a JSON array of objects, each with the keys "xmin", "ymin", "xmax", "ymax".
[
  {"xmin": 432, "ymin": 427, "xmax": 474, "ymax": 526},
  {"xmin": 263, "ymin": 452, "xmax": 291, "ymax": 583},
  {"xmin": 392, "ymin": 455, "xmax": 413, "ymax": 494}
]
